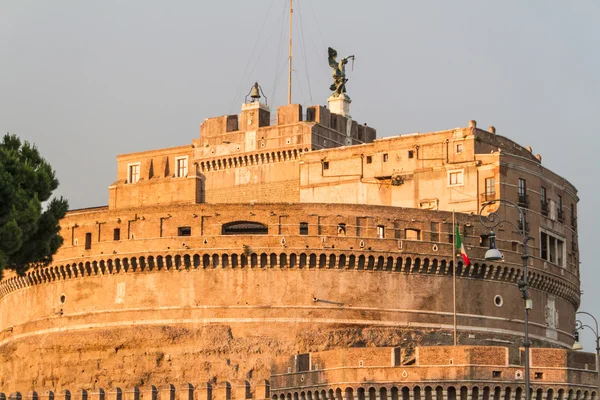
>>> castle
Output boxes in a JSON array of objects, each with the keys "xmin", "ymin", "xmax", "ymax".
[{"xmin": 0, "ymin": 89, "xmax": 593, "ymax": 400}]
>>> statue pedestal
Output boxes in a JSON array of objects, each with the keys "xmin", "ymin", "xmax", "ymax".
[{"xmin": 328, "ymin": 94, "xmax": 351, "ymax": 118}]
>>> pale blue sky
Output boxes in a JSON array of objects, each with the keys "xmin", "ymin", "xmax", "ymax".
[{"xmin": 1, "ymin": 1, "xmax": 598, "ymax": 349}]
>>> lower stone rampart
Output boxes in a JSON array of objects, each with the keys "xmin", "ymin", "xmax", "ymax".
[
  {"xmin": 2, "ymin": 380, "xmax": 270, "ymax": 400},
  {"xmin": 270, "ymin": 347, "xmax": 598, "ymax": 400}
]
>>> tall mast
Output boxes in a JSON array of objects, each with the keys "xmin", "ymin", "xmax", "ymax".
[{"xmin": 288, "ymin": 0, "xmax": 293, "ymax": 104}]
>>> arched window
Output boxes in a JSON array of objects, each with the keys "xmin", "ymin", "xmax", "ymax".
[{"xmin": 222, "ymin": 221, "xmax": 268, "ymax": 235}]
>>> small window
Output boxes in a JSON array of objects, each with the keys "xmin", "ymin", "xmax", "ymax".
[
  {"xmin": 492, "ymin": 371, "xmax": 502, "ymax": 378},
  {"xmin": 382, "ymin": 154, "xmax": 388, "ymax": 162},
  {"xmin": 518, "ymin": 178, "xmax": 526, "ymax": 197},
  {"xmin": 337, "ymin": 223, "xmax": 346, "ymax": 236},
  {"xmin": 299, "ymin": 222, "xmax": 309, "ymax": 235},
  {"xmin": 405, "ymin": 229, "xmax": 421, "ymax": 240},
  {"xmin": 128, "ymin": 163, "xmax": 140, "ymax": 183},
  {"xmin": 377, "ymin": 225, "xmax": 385, "ymax": 239},
  {"xmin": 85, "ymin": 232, "xmax": 92, "ymax": 250},
  {"xmin": 494, "ymin": 295, "xmax": 503, "ymax": 307},
  {"xmin": 541, "ymin": 187, "xmax": 547, "ymax": 203},
  {"xmin": 456, "ymin": 143, "xmax": 463, "ymax": 154},
  {"xmin": 175, "ymin": 156, "xmax": 188, "ymax": 177},
  {"xmin": 178, "ymin": 226, "xmax": 192, "ymax": 236},
  {"xmin": 366, "ymin": 156, "xmax": 372, "ymax": 164},
  {"xmin": 558, "ymin": 194, "xmax": 563, "ymax": 210},
  {"xmin": 485, "ymin": 177, "xmax": 495, "ymax": 198},
  {"xmin": 322, "ymin": 161, "xmax": 329, "ymax": 170},
  {"xmin": 540, "ymin": 230, "xmax": 565, "ymax": 267},
  {"xmin": 480, "ymin": 234, "xmax": 490, "ymax": 248},
  {"xmin": 448, "ymin": 170, "xmax": 464, "ymax": 186},
  {"xmin": 534, "ymin": 372, "xmax": 544, "ymax": 380},
  {"xmin": 113, "ymin": 228, "xmax": 121, "ymax": 241},
  {"xmin": 408, "ymin": 150, "xmax": 414, "ymax": 159}
]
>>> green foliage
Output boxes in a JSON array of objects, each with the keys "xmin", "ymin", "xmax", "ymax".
[{"xmin": 0, "ymin": 133, "xmax": 68, "ymax": 277}]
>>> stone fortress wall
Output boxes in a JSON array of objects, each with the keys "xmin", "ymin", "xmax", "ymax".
[
  {"xmin": 271, "ymin": 347, "xmax": 598, "ymax": 400},
  {"xmin": 0, "ymin": 102, "xmax": 584, "ymax": 395},
  {"xmin": 0, "ymin": 204, "xmax": 580, "ymax": 391}
]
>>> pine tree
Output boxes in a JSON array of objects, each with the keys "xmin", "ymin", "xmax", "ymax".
[{"xmin": 0, "ymin": 133, "xmax": 68, "ymax": 277}]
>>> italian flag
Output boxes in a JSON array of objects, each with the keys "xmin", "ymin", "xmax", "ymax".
[{"xmin": 455, "ymin": 225, "xmax": 471, "ymax": 266}]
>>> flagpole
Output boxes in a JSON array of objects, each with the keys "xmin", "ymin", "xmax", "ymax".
[{"xmin": 453, "ymin": 210, "xmax": 457, "ymax": 346}]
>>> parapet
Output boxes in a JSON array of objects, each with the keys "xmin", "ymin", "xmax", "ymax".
[
  {"xmin": 1, "ymin": 381, "xmax": 270, "ymax": 400},
  {"xmin": 271, "ymin": 346, "xmax": 599, "ymax": 398}
]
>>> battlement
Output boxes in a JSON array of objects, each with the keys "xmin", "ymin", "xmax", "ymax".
[
  {"xmin": 1, "ymin": 381, "xmax": 270, "ymax": 400},
  {"xmin": 271, "ymin": 346, "xmax": 598, "ymax": 399}
]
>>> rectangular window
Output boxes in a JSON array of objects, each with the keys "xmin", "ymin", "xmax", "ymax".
[
  {"xmin": 382, "ymin": 154, "xmax": 388, "ymax": 162},
  {"xmin": 485, "ymin": 177, "xmax": 495, "ymax": 199},
  {"xmin": 113, "ymin": 228, "xmax": 121, "ymax": 241},
  {"xmin": 541, "ymin": 232, "xmax": 548, "ymax": 260},
  {"xmin": 322, "ymin": 161, "xmax": 329, "ymax": 170},
  {"xmin": 448, "ymin": 170, "xmax": 464, "ymax": 186},
  {"xmin": 178, "ymin": 226, "xmax": 191, "ymax": 236},
  {"xmin": 557, "ymin": 195, "xmax": 564, "ymax": 221},
  {"xmin": 85, "ymin": 232, "xmax": 92, "ymax": 250},
  {"xmin": 128, "ymin": 163, "xmax": 140, "ymax": 183},
  {"xmin": 405, "ymin": 229, "xmax": 421, "ymax": 240},
  {"xmin": 518, "ymin": 178, "xmax": 526, "ymax": 197},
  {"xmin": 540, "ymin": 230, "xmax": 565, "ymax": 267},
  {"xmin": 430, "ymin": 222, "xmax": 439, "ymax": 242},
  {"xmin": 558, "ymin": 194, "xmax": 563, "ymax": 210},
  {"xmin": 456, "ymin": 143, "xmax": 463, "ymax": 154},
  {"xmin": 366, "ymin": 155, "xmax": 372, "ymax": 164},
  {"xmin": 541, "ymin": 187, "xmax": 547, "ymax": 203},
  {"xmin": 408, "ymin": 150, "xmax": 414, "ymax": 159},
  {"xmin": 541, "ymin": 187, "xmax": 548, "ymax": 214},
  {"xmin": 337, "ymin": 223, "xmax": 346, "ymax": 236},
  {"xmin": 176, "ymin": 156, "xmax": 188, "ymax": 177},
  {"xmin": 299, "ymin": 222, "xmax": 309, "ymax": 235},
  {"xmin": 377, "ymin": 225, "xmax": 385, "ymax": 239}
]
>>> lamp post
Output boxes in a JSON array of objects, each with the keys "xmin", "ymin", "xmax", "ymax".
[
  {"xmin": 479, "ymin": 199, "xmax": 531, "ymax": 400},
  {"xmin": 572, "ymin": 311, "xmax": 600, "ymax": 389}
]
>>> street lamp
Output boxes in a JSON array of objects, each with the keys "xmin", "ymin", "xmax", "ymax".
[
  {"xmin": 572, "ymin": 311, "xmax": 600, "ymax": 389},
  {"xmin": 479, "ymin": 199, "xmax": 531, "ymax": 400}
]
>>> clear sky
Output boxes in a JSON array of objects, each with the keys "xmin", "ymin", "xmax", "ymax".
[{"xmin": 1, "ymin": 1, "xmax": 598, "ymax": 349}]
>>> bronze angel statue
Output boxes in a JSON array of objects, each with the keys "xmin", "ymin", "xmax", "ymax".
[{"xmin": 328, "ymin": 47, "xmax": 355, "ymax": 97}]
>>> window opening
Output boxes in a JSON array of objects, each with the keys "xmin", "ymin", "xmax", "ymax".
[
  {"xmin": 299, "ymin": 222, "xmax": 309, "ymax": 235},
  {"xmin": 113, "ymin": 228, "xmax": 121, "ymax": 241},
  {"xmin": 518, "ymin": 178, "xmax": 528, "ymax": 205},
  {"xmin": 541, "ymin": 187, "xmax": 547, "ymax": 203},
  {"xmin": 480, "ymin": 234, "xmax": 490, "ymax": 248},
  {"xmin": 557, "ymin": 195, "xmax": 564, "ymax": 221},
  {"xmin": 541, "ymin": 187, "xmax": 548, "ymax": 214},
  {"xmin": 377, "ymin": 225, "xmax": 385, "ymax": 239},
  {"xmin": 540, "ymin": 231, "xmax": 565, "ymax": 267},
  {"xmin": 178, "ymin": 226, "xmax": 192, "ymax": 236},
  {"xmin": 382, "ymin": 154, "xmax": 388, "ymax": 162},
  {"xmin": 405, "ymin": 229, "xmax": 421, "ymax": 240},
  {"xmin": 408, "ymin": 150, "xmax": 414, "ymax": 159},
  {"xmin": 518, "ymin": 178, "xmax": 527, "ymax": 196},
  {"xmin": 176, "ymin": 156, "xmax": 188, "ymax": 177},
  {"xmin": 128, "ymin": 163, "xmax": 140, "ymax": 183},
  {"xmin": 456, "ymin": 143, "xmax": 463, "ymax": 154},
  {"xmin": 449, "ymin": 170, "xmax": 464, "ymax": 186},
  {"xmin": 85, "ymin": 232, "xmax": 92, "ymax": 250},
  {"xmin": 322, "ymin": 161, "xmax": 329, "ymax": 170},
  {"xmin": 366, "ymin": 156, "xmax": 372, "ymax": 164},
  {"xmin": 337, "ymin": 223, "xmax": 346, "ymax": 236},
  {"xmin": 485, "ymin": 177, "xmax": 495, "ymax": 200},
  {"xmin": 222, "ymin": 221, "xmax": 268, "ymax": 235}
]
